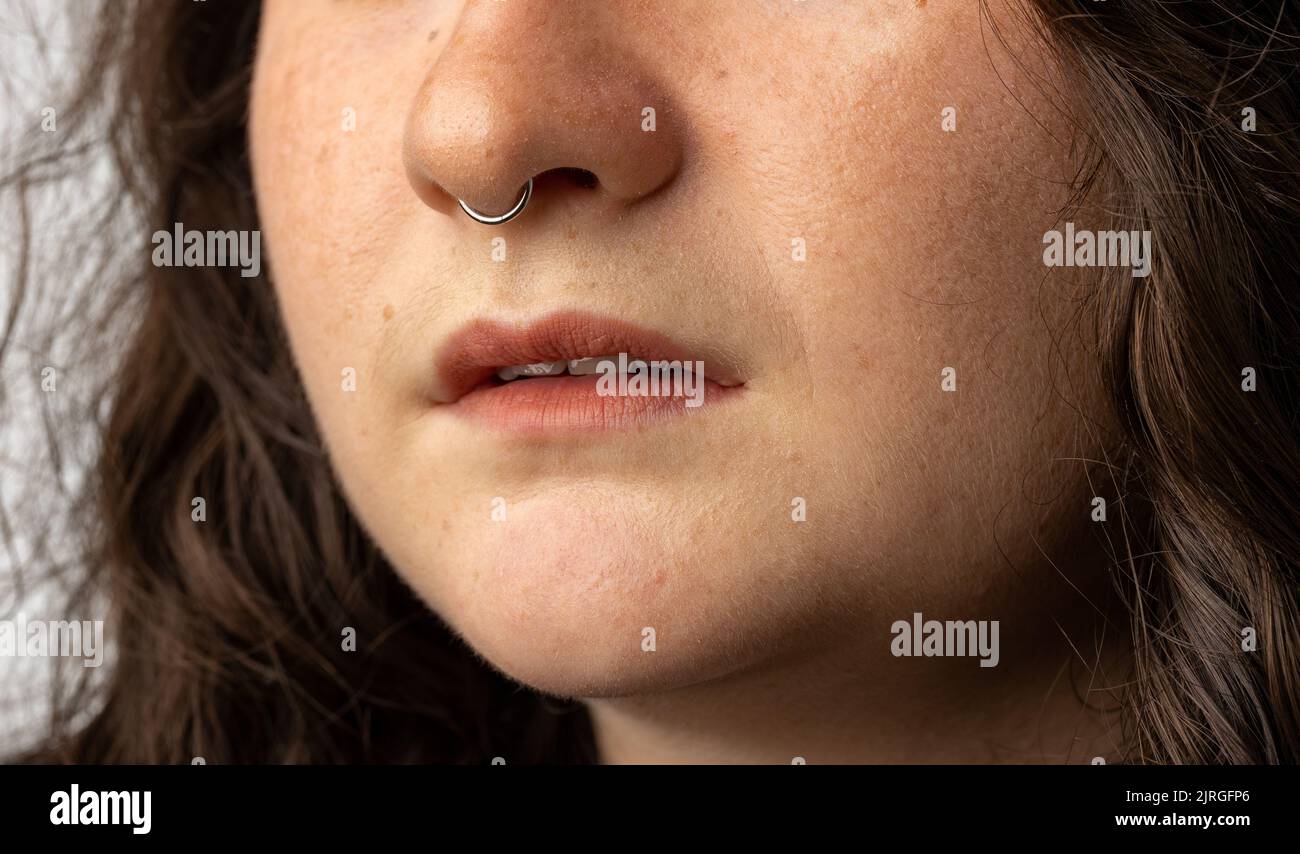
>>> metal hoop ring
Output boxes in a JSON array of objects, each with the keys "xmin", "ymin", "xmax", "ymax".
[{"xmin": 458, "ymin": 178, "xmax": 533, "ymax": 225}]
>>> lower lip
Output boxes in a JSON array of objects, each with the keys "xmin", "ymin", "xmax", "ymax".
[{"xmin": 448, "ymin": 374, "xmax": 738, "ymax": 434}]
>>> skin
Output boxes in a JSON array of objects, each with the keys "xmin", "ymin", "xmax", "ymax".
[{"xmin": 251, "ymin": 0, "xmax": 1126, "ymax": 763}]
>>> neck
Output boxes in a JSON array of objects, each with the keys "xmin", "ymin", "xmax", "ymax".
[{"xmin": 585, "ymin": 612, "xmax": 1128, "ymax": 764}]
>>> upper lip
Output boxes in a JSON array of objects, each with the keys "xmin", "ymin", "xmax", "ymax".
[{"xmin": 431, "ymin": 310, "xmax": 744, "ymax": 404}]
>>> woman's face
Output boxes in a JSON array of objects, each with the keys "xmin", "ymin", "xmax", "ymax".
[{"xmin": 250, "ymin": 0, "xmax": 1110, "ymax": 701}]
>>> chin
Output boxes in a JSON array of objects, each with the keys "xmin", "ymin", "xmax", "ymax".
[{"xmin": 402, "ymin": 493, "xmax": 795, "ymax": 699}]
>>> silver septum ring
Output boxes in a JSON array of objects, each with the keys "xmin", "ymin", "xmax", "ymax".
[{"xmin": 458, "ymin": 178, "xmax": 533, "ymax": 225}]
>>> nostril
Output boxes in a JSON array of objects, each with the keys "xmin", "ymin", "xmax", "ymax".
[
  {"xmin": 536, "ymin": 167, "xmax": 599, "ymax": 191},
  {"xmin": 570, "ymin": 168, "xmax": 599, "ymax": 189}
]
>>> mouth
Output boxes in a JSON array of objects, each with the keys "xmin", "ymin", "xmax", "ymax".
[{"xmin": 432, "ymin": 311, "xmax": 745, "ymax": 434}]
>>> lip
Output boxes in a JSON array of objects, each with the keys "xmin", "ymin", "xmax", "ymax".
[{"xmin": 432, "ymin": 311, "xmax": 744, "ymax": 433}]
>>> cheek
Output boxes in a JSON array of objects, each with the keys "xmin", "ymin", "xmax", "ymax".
[
  {"xmin": 249, "ymin": 12, "xmax": 427, "ymax": 438},
  {"xmin": 744, "ymin": 5, "xmax": 1093, "ymax": 580}
]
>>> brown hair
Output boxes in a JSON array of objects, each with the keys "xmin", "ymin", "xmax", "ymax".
[
  {"xmin": 2, "ymin": 0, "xmax": 1295, "ymax": 763},
  {"xmin": 1025, "ymin": 0, "xmax": 1300, "ymax": 762}
]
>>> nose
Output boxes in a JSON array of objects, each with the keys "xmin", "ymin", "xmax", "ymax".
[{"xmin": 403, "ymin": 0, "xmax": 685, "ymax": 224}]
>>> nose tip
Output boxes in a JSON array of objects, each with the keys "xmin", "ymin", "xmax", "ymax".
[{"xmin": 402, "ymin": 8, "xmax": 684, "ymax": 224}]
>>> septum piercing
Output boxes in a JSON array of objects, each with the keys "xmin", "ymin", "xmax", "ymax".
[{"xmin": 458, "ymin": 178, "xmax": 533, "ymax": 225}]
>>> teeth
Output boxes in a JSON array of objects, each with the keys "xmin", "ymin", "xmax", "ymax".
[
  {"xmin": 567, "ymin": 356, "xmax": 618, "ymax": 375},
  {"xmin": 497, "ymin": 356, "xmax": 623, "ymax": 381},
  {"xmin": 496, "ymin": 361, "xmax": 566, "ymax": 381},
  {"xmin": 515, "ymin": 361, "xmax": 567, "ymax": 376}
]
